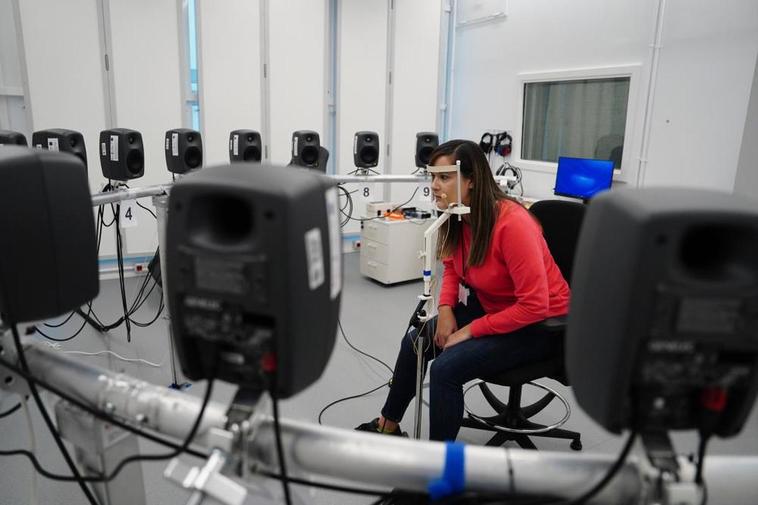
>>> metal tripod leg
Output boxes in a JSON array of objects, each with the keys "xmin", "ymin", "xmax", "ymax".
[{"xmin": 413, "ymin": 334, "xmax": 425, "ymax": 439}]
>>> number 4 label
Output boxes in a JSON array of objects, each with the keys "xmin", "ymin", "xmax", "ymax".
[{"xmin": 120, "ymin": 203, "xmax": 138, "ymax": 228}]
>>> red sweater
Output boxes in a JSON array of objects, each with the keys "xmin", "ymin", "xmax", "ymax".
[{"xmin": 439, "ymin": 201, "xmax": 570, "ymax": 337}]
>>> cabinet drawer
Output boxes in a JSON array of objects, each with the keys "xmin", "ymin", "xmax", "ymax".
[
  {"xmin": 361, "ymin": 221, "xmax": 389, "ymax": 244},
  {"xmin": 360, "ymin": 256, "xmax": 389, "ymax": 283},
  {"xmin": 361, "ymin": 239, "xmax": 389, "ymax": 263}
]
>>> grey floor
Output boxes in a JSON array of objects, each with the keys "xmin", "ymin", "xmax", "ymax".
[{"xmin": 1, "ymin": 252, "xmax": 757, "ymax": 504}]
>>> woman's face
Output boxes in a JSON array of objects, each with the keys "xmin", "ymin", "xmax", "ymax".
[{"xmin": 430, "ymin": 154, "xmax": 473, "ymax": 209}]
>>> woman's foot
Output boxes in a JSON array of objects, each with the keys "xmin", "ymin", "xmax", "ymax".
[{"xmin": 355, "ymin": 417, "xmax": 407, "ymax": 437}]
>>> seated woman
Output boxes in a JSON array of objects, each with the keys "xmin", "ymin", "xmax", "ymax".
[{"xmin": 356, "ymin": 139, "xmax": 571, "ymax": 441}]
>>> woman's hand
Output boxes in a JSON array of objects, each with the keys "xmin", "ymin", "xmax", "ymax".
[
  {"xmin": 434, "ymin": 306, "xmax": 458, "ymax": 348},
  {"xmin": 444, "ymin": 325, "xmax": 472, "ymax": 349}
]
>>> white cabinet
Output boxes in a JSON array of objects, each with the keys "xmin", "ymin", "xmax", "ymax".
[{"xmin": 360, "ymin": 218, "xmax": 430, "ymax": 284}]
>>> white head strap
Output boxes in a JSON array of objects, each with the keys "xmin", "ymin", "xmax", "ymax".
[{"xmin": 427, "ymin": 164, "xmax": 458, "ymax": 173}]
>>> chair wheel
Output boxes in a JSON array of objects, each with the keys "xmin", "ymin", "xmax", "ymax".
[{"xmin": 570, "ymin": 439, "xmax": 582, "ymax": 451}]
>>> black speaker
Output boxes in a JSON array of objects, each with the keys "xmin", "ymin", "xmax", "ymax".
[
  {"xmin": 32, "ymin": 129, "xmax": 88, "ymax": 171},
  {"xmin": 165, "ymin": 128, "xmax": 203, "ymax": 174},
  {"xmin": 165, "ymin": 163, "xmax": 341, "ymax": 397},
  {"xmin": 567, "ymin": 188, "xmax": 758, "ymax": 437},
  {"xmin": 415, "ymin": 132, "xmax": 439, "ymax": 168},
  {"xmin": 354, "ymin": 131, "xmax": 379, "ymax": 168},
  {"xmin": 229, "ymin": 129, "xmax": 262, "ymax": 163},
  {"xmin": 0, "ymin": 147, "xmax": 98, "ymax": 322},
  {"xmin": 99, "ymin": 128, "xmax": 144, "ymax": 181},
  {"xmin": 0, "ymin": 130, "xmax": 27, "ymax": 146},
  {"xmin": 291, "ymin": 130, "xmax": 327, "ymax": 170}
]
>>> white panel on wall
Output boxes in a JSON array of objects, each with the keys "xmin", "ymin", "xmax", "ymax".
[
  {"xmin": 108, "ymin": 0, "xmax": 184, "ymax": 255},
  {"xmin": 449, "ymin": 0, "xmax": 653, "ymax": 198},
  {"xmin": 268, "ymin": 0, "xmax": 327, "ymax": 165},
  {"xmin": 16, "ymin": 0, "xmax": 118, "ymax": 256},
  {"xmin": 0, "ymin": 0, "xmax": 23, "ymax": 91},
  {"xmin": 17, "ymin": 0, "xmax": 108, "ymax": 181},
  {"xmin": 733, "ymin": 54, "xmax": 758, "ymax": 200},
  {"xmin": 643, "ymin": 0, "xmax": 758, "ymax": 191},
  {"xmin": 338, "ymin": 0, "xmax": 389, "ymax": 234},
  {"xmin": 197, "ymin": 0, "xmax": 262, "ymax": 166},
  {"xmin": 0, "ymin": 0, "xmax": 28, "ymax": 135},
  {"xmin": 390, "ymin": 0, "xmax": 442, "ymax": 204}
]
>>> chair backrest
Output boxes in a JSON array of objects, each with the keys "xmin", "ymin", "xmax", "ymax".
[{"xmin": 528, "ymin": 200, "xmax": 586, "ymax": 285}]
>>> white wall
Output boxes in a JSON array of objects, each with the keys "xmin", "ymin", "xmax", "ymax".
[
  {"xmin": 390, "ymin": 0, "xmax": 443, "ymax": 204},
  {"xmin": 337, "ymin": 0, "xmax": 389, "ymax": 234},
  {"xmin": 268, "ymin": 0, "xmax": 327, "ymax": 165},
  {"xmin": 12, "ymin": 0, "xmax": 448, "ymax": 251},
  {"xmin": 15, "ymin": 0, "xmax": 121, "ymax": 256},
  {"xmin": 108, "ymin": 0, "xmax": 184, "ymax": 255},
  {"xmin": 16, "ymin": 0, "xmax": 109, "ymax": 179},
  {"xmin": 0, "ymin": 1, "xmax": 22, "ymax": 93},
  {"xmin": 734, "ymin": 53, "xmax": 758, "ymax": 200},
  {"xmin": 0, "ymin": 0, "xmax": 29, "ymax": 137},
  {"xmin": 643, "ymin": 0, "xmax": 758, "ymax": 191},
  {"xmin": 449, "ymin": 0, "xmax": 758, "ymax": 198},
  {"xmin": 108, "ymin": 0, "xmax": 183, "ymax": 187},
  {"xmin": 197, "ymin": 0, "xmax": 263, "ymax": 166},
  {"xmin": 16, "ymin": 0, "xmax": 184, "ymax": 257}
]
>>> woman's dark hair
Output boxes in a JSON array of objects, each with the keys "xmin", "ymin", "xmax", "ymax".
[{"xmin": 431, "ymin": 139, "xmax": 520, "ymax": 266}]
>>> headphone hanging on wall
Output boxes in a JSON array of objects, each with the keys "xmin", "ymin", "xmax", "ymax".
[{"xmin": 479, "ymin": 131, "xmax": 512, "ymax": 157}]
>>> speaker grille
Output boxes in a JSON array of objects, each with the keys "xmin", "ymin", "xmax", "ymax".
[
  {"xmin": 127, "ymin": 150, "xmax": 144, "ymax": 174},
  {"xmin": 301, "ymin": 146, "xmax": 319, "ymax": 165},
  {"xmin": 185, "ymin": 146, "xmax": 202, "ymax": 169}
]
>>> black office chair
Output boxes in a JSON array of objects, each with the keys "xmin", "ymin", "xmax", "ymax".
[{"xmin": 461, "ymin": 199, "xmax": 585, "ymax": 450}]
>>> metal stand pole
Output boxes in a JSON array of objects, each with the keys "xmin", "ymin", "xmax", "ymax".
[
  {"xmin": 407, "ymin": 298, "xmax": 429, "ymax": 439},
  {"xmin": 153, "ymin": 194, "xmax": 181, "ymax": 388},
  {"xmin": 56, "ymin": 401, "xmax": 147, "ymax": 505},
  {"xmin": 413, "ymin": 332, "xmax": 425, "ymax": 439}
]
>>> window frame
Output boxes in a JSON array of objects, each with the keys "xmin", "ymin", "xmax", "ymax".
[
  {"xmin": 177, "ymin": 0, "xmax": 200, "ymax": 130},
  {"xmin": 515, "ymin": 65, "xmax": 641, "ymax": 183}
]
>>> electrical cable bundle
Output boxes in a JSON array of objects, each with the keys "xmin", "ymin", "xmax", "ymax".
[
  {"xmin": 38, "ymin": 183, "xmax": 163, "ymax": 343},
  {"xmin": 495, "ymin": 162, "xmax": 524, "ymax": 197},
  {"xmin": 337, "ymin": 185, "xmax": 421, "ymax": 227},
  {"xmin": 337, "ymin": 185, "xmax": 356, "ymax": 227}
]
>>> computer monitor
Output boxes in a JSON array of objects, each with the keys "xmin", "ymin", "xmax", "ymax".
[{"xmin": 553, "ymin": 157, "xmax": 614, "ymax": 201}]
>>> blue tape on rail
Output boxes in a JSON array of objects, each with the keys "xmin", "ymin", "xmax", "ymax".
[
  {"xmin": 423, "ymin": 270, "xmax": 432, "ymax": 276},
  {"xmin": 427, "ymin": 442, "xmax": 466, "ymax": 501}
]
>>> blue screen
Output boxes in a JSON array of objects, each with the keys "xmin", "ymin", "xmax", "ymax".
[{"xmin": 554, "ymin": 157, "xmax": 615, "ymax": 200}]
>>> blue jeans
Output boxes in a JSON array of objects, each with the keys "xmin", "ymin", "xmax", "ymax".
[{"xmin": 380, "ymin": 295, "xmax": 561, "ymax": 441}]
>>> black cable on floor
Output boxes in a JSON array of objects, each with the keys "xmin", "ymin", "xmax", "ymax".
[
  {"xmin": 0, "ymin": 402, "xmax": 21, "ymax": 420},
  {"xmin": 318, "ymin": 382, "xmax": 389, "ymax": 425},
  {"xmin": 0, "ymin": 377, "xmax": 213, "ymax": 484},
  {"xmin": 43, "ymin": 311, "xmax": 75, "ymax": 328},
  {"xmin": 10, "ymin": 324, "xmax": 100, "ymax": 504},
  {"xmin": 0, "ymin": 354, "xmax": 206, "ymax": 459},
  {"xmin": 113, "ymin": 203, "xmax": 132, "ymax": 342},
  {"xmin": 269, "ymin": 377, "xmax": 293, "ymax": 505},
  {"xmin": 337, "ymin": 319, "xmax": 394, "ymax": 375},
  {"xmin": 35, "ymin": 305, "xmax": 93, "ymax": 342}
]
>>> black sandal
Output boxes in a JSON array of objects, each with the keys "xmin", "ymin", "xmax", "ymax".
[{"xmin": 355, "ymin": 417, "xmax": 407, "ymax": 437}]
